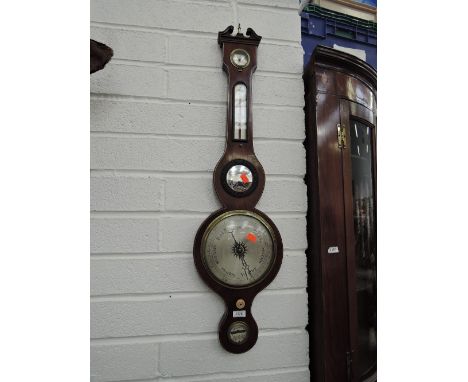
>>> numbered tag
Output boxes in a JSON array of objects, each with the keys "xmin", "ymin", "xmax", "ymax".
[
  {"xmin": 327, "ymin": 246, "xmax": 339, "ymax": 254},
  {"xmin": 233, "ymin": 310, "xmax": 246, "ymax": 318}
]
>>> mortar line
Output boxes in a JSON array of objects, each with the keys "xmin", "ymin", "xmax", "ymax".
[
  {"xmin": 109, "ymin": 58, "xmax": 301, "ymax": 78},
  {"xmin": 236, "ymin": 2, "xmax": 300, "ymax": 13},
  {"xmin": 91, "ymin": 327, "xmax": 305, "ymax": 345},
  {"xmin": 90, "ymin": 249, "xmax": 305, "ymax": 260},
  {"xmin": 90, "ymin": 130, "xmax": 304, "ymax": 142},
  {"xmin": 90, "ymin": 169, "xmax": 304, "ymax": 180},
  {"xmin": 90, "ymin": 21, "xmax": 301, "ymax": 46},
  {"xmin": 90, "ymin": 131, "xmax": 304, "ymax": 143},
  {"xmin": 90, "ymin": 93, "xmax": 303, "ymax": 110},
  {"xmin": 91, "ymin": 287, "xmax": 306, "ymax": 301},
  {"xmin": 153, "ymin": 366, "xmax": 310, "ymax": 382},
  {"xmin": 90, "ymin": 211, "xmax": 306, "ymax": 218},
  {"xmin": 90, "ymin": 252, "xmax": 193, "ymax": 260}
]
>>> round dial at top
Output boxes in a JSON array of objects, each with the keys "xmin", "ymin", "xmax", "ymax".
[
  {"xmin": 230, "ymin": 49, "xmax": 250, "ymax": 69},
  {"xmin": 201, "ymin": 210, "xmax": 276, "ymax": 288}
]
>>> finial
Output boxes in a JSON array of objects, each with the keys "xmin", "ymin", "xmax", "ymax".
[{"xmin": 218, "ymin": 25, "xmax": 262, "ymax": 47}]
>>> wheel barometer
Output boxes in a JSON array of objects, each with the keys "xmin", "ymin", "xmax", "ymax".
[{"xmin": 193, "ymin": 26, "xmax": 283, "ymax": 353}]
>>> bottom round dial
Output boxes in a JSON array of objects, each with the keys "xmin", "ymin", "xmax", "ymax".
[
  {"xmin": 201, "ymin": 210, "xmax": 276, "ymax": 288},
  {"xmin": 227, "ymin": 321, "xmax": 249, "ymax": 345}
]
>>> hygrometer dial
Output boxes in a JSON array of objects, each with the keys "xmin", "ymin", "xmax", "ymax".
[
  {"xmin": 201, "ymin": 210, "xmax": 276, "ymax": 288},
  {"xmin": 230, "ymin": 49, "xmax": 250, "ymax": 70},
  {"xmin": 227, "ymin": 321, "xmax": 249, "ymax": 345}
]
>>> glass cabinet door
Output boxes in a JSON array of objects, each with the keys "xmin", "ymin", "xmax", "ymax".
[
  {"xmin": 349, "ymin": 118, "xmax": 377, "ymax": 380},
  {"xmin": 304, "ymin": 45, "xmax": 377, "ymax": 382}
]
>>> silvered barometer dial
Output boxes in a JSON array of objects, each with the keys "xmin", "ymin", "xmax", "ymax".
[{"xmin": 201, "ymin": 211, "xmax": 276, "ymax": 287}]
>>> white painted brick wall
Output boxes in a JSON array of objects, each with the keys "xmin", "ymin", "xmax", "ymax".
[
  {"xmin": 159, "ymin": 331, "xmax": 308, "ymax": 377},
  {"xmin": 91, "ymin": 342, "xmax": 159, "ymax": 382},
  {"xmin": 91, "ymin": 252, "xmax": 306, "ymax": 296},
  {"xmin": 91, "ymin": 1, "xmax": 308, "ymax": 381}
]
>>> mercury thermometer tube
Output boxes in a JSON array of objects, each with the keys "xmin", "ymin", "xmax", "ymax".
[{"xmin": 233, "ymin": 84, "xmax": 247, "ymax": 141}]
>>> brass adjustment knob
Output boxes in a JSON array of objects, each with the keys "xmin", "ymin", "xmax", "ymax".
[{"xmin": 236, "ymin": 299, "xmax": 246, "ymax": 309}]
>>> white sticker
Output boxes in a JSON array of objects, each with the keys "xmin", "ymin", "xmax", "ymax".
[
  {"xmin": 328, "ymin": 246, "xmax": 339, "ymax": 254},
  {"xmin": 332, "ymin": 44, "xmax": 367, "ymax": 62},
  {"xmin": 233, "ymin": 310, "xmax": 246, "ymax": 318}
]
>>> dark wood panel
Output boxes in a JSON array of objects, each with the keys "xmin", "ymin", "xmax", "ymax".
[
  {"xmin": 304, "ymin": 71, "xmax": 324, "ymax": 382},
  {"xmin": 340, "ymin": 100, "xmax": 376, "ymax": 382},
  {"xmin": 315, "ymin": 67, "xmax": 336, "ymax": 94},
  {"xmin": 317, "ymin": 92, "xmax": 350, "ymax": 382},
  {"xmin": 344, "ymin": 101, "xmax": 377, "ymax": 381},
  {"xmin": 335, "ymin": 72, "xmax": 376, "ymax": 112},
  {"xmin": 213, "ymin": 32, "xmax": 265, "ymax": 210},
  {"xmin": 304, "ymin": 45, "xmax": 377, "ymax": 382}
]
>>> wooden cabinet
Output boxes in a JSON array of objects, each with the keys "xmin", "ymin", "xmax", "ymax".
[{"xmin": 304, "ymin": 46, "xmax": 377, "ymax": 382}]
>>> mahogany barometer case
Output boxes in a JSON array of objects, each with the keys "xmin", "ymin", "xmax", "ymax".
[{"xmin": 193, "ymin": 26, "xmax": 283, "ymax": 354}]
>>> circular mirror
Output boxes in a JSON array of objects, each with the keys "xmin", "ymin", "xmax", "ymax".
[{"xmin": 226, "ymin": 165, "xmax": 253, "ymax": 193}]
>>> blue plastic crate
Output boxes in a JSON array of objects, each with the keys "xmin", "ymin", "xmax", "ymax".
[{"xmin": 301, "ymin": 6, "xmax": 376, "ymax": 69}]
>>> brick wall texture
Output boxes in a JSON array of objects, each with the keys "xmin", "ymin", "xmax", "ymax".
[{"xmin": 90, "ymin": 1, "xmax": 308, "ymax": 381}]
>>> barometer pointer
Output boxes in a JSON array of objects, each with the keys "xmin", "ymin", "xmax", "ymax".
[
  {"xmin": 229, "ymin": 231, "xmax": 239, "ymax": 245},
  {"xmin": 229, "ymin": 231, "xmax": 253, "ymax": 279}
]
